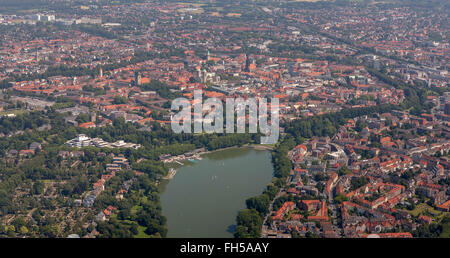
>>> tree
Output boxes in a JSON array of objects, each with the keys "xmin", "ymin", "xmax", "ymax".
[
  {"xmin": 246, "ymin": 194, "xmax": 270, "ymax": 215},
  {"xmin": 334, "ymin": 194, "xmax": 349, "ymax": 204},
  {"xmin": 75, "ymin": 113, "xmax": 90, "ymax": 124},
  {"xmin": 32, "ymin": 181, "xmax": 45, "ymax": 195},
  {"xmin": 20, "ymin": 226, "xmax": 29, "ymax": 235},
  {"xmin": 350, "ymin": 177, "xmax": 369, "ymax": 191},
  {"xmin": 113, "ymin": 95, "xmax": 128, "ymax": 104},
  {"xmin": 234, "ymin": 209, "xmax": 262, "ymax": 238},
  {"xmin": 338, "ymin": 166, "xmax": 352, "ymax": 176}
]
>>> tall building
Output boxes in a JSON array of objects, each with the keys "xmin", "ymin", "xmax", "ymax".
[
  {"xmin": 135, "ymin": 71, "xmax": 142, "ymax": 86},
  {"xmin": 245, "ymin": 54, "xmax": 251, "ymax": 72},
  {"xmin": 445, "ymin": 103, "xmax": 450, "ymax": 115},
  {"xmin": 41, "ymin": 15, "xmax": 55, "ymax": 22},
  {"xmin": 91, "ymin": 112, "xmax": 97, "ymax": 122},
  {"xmin": 31, "ymin": 14, "xmax": 41, "ymax": 21}
]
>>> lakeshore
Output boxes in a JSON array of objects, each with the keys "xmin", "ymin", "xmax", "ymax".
[
  {"xmin": 160, "ymin": 144, "xmax": 274, "ymax": 181},
  {"xmin": 161, "ymin": 144, "xmax": 273, "ymax": 166},
  {"xmin": 160, "ymin": 147, "xmax": 274, "ymax": 238}
]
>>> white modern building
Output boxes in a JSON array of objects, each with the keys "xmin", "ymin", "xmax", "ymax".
[{"xmin": 66, "ymin": 134, "xmax": 141, "ymax": 149}]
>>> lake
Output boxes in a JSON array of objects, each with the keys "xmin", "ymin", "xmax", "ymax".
[{"xmin": 160, "ymin": 147, "xmax": 273, "ymax": 238}]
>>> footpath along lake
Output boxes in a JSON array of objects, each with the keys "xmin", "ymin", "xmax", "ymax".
[{"xmin": 160, "ymin": 147, "xmax": 274, "ymax": 238}]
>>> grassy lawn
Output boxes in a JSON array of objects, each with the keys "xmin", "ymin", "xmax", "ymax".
[
  {"xmin": 398, "ymin": 201, "xmax": 450, "ymax": 237},
  {"xmin": 130, "ymin": 204, "xmax": 140, "ymax": 215},
  {"xmin": 39, "ymin": 179, "xmax": 56, "ymax": 183},
  {"xmin": 113, "ymin": 217, "xmax": 152, "ymax": 238},
  {"xmin": 135, "ymin": 226, "xmax": 151, "ymax": 238},
  {"xmin": 0, "ymin": 109, "xmax": 27, "ymax": 116},
  {"xmin": 128, "ymin": 193, "xmax": 156, "ymax": 238},
  {"xmin": 407, "ymin": 203, "xmax": 429, "ymax": 216},
  {"xmin": 403, "ymin": 203, "xmax": 446, "ymax": 220},
  {"xmin": 130, "ymin": 194, "xmax": 148, "ymax": 215},
  {"xmin": 250, "ymin": 143, "xmax": 275, "ymax": 150},
  {"xmin": 165, "ymin": 162, "xmax": 185, "ymax": 170},
  {"xmin": 403, "ymin": 203, "xmax": 431, "ymax": 216},
  {"xmin": 107, "ymin": 190, "xmax": 162, "ymax": 238}
]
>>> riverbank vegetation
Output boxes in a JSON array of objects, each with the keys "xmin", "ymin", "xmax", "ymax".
[{"xmin": 234, "ymin": 137, "xmax": 295, "ymax": 238}]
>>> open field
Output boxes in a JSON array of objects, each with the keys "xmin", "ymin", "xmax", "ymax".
[{"xmin": 0, "ymin": 109, "xmax": 27, "ymax": 116}]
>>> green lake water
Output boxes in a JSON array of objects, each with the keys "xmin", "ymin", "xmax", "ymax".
[{"xmin": 160, "ymin": 147, "xmax": 273, "ymax": 238}]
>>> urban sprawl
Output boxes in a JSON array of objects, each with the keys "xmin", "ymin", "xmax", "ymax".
[{"xmin": 0, "ymin": 0, "xmax": 448, "ymax": 238}]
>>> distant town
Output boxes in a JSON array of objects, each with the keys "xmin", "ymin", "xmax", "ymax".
[{"xmin": 0, "ymin": 0, "xmax": 448, "ymax": 239}]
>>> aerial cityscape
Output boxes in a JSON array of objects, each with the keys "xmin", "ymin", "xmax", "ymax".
[{"xmin": 0, "ymin": 0, "xmax": 448, "ymax": 241}]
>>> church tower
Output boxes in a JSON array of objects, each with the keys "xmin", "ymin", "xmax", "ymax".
[{"xmin": 135, "ymin": 71, "xmax": 142, "ymax": 86}]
